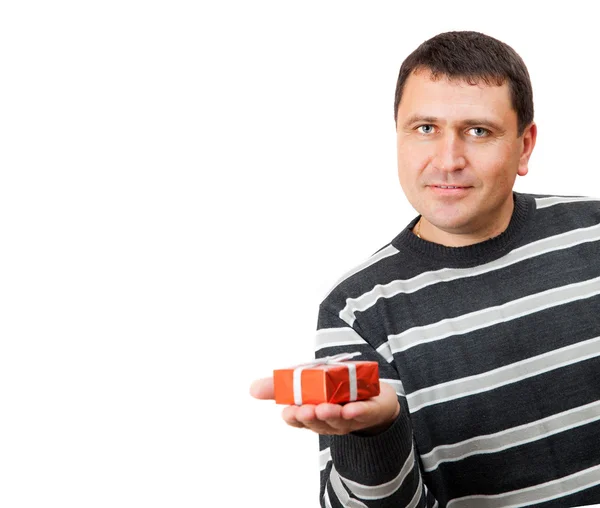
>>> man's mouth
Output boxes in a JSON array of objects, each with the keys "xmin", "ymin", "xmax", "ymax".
[{"xmin": 428, "ymin": 184, "xmax": 472, "ymax": 195}]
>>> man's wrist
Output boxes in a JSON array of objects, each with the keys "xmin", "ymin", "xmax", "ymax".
[{"xmin": 353, "ymin": 403, "xmax": 400, "ymax": 437}]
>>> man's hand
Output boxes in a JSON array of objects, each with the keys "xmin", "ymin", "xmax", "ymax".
[{"xmin": 250, "ymin": 377, "xmax": 400, "ymax": 436}]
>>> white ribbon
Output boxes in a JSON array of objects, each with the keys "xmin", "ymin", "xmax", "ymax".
[{"xmin": 292, "ymin": 352, "xmax": 362, "ymax": 405}]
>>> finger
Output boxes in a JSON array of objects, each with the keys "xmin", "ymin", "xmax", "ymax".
[
  {"xmin": 282, "ymin": 404, "xmax": 356, "ymax": 434},
  {"xmin": 340, "ymin": 400, "xmax": 374, "ymax": 422},
  {"xmin": 249, "ymin": 377, "xmax": 274, "ymax": 400},
  {"xmin": 281, "ymin": 405, "xmax": 329, "ymax": 432},
  {"xmin": 285, "ymin": 419, "xmax": 306, "ymax": 429},
  {"xmin": 294, "ymin": 404, "xmax": 319, "ymax": 424},
  {"xmin": 340, "ymin": 384, "xmax": 401, "ymax": 431},
  {"xmin": 305, "ymin": 402, "xmax": 371, "ymax": 433},
  {"xmin": 313, "ymin": 404, "xmax": 357, "ymax": 433},
  {"xmin": 287, "ymin": 405, "xmax": 342, "ymax": 434},
  {"xmin": 281, "ymin": 404, "xmax": 311, "ymax": 427},
  {"xmin": 314, "ymin": 403, "xmax": 344, "ymax": 421}
]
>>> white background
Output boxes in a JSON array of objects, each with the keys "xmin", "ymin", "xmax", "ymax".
[{"xmin": 1, "ymin": 1, "xmax": 599, "ymax": 507}]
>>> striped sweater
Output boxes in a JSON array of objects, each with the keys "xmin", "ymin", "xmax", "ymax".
[{"xmin": 316, "ymin": 192, "xmax": 600, "ymax": 508}]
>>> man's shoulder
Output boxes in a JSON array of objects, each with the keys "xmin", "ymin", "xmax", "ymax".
[
  {"xmin": 318, "ymin": 240, "xmax": 406, "ymax": 312},
  {"xmin": 525, "ymin": 192, "xmax": 600, "ymax": 221},
  {"xmin": 524, "ymin": 191, "xmax": 600, "ymax": 207}
]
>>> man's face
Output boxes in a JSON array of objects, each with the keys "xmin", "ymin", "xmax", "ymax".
[{"xmin": 396, "ymin": 69, "xmax": 536, "ymax": 245}]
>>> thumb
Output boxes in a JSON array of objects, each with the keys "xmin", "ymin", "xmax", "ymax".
[{"xmin": 250, "ymin": 377, "xmax": 275, "ymax": 400}]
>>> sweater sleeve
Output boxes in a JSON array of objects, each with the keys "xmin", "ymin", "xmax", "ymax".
[{"xmin": 315, "ymin": 306, "xmax": 435, "ymax": 508}]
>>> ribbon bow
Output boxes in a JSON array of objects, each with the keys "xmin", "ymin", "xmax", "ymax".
[{"xmin": 293, "ymin": 352, "xmax": 362, "ymax": 405}]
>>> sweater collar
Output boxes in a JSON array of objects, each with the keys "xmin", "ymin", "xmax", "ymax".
[{"xmin": 393, "ymin": 192, "xmax": 534, "ymax": 267}]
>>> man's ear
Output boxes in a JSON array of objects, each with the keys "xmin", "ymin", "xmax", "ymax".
[{"xmin": 517, "ymin": 122, "xmax": 537, "ymax": 177}]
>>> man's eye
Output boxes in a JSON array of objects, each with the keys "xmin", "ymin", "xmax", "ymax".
[
  {"xmin": 417, "ymin": 125, "xmax": 435, "ymax": 134},
  {"xmin": 470, "ymin": 127, "xmax": 489, "ymax": 137}
]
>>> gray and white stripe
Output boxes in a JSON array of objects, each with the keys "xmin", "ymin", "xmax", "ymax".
[
  {"xmin": 376, "ymin": 341, "xmax": 394, "ymax": 363},
  {"xmin": 407, "ymin": 334, "xmax": 600, "ymax": 413},
  {"xmin": 315, "ymin": 327, "xmax": 368, "ymax": 352},
  {"xmin": 446, "ymin": 463, "xmax": 600, "ymax": 508},
  {"xmin": 320, "ymin": 447, "xmax": 331, "ymax": 471},
  {"xmin": 535, "ymin": 195, "xmax": 600, "ymax": 210},
  {"xmin": 339, "ymin": 224, "xmax": 600, "ymax": 326},
  {"xmin": 390, "ymin": 276, "xmax": 600, "ymax": 355},
  {"xmin": 338, "ymin": 445, "xmax": 417, "ymax": 500},
  {"xmin": 407, "ymin": 475, "xmax": 424, "ymax": 508},
  {"xmin": 329, "ymin": 465, "xmax": 368, "ymax": 507},
  {"xmin": 380, "ymin": 378, "xmax": 406, "ymax": 397},
  {"xmin": 421, "ymin": 398, "xmax": 600, "ymax": 472},
  {"xmin": 423, "ymin": 483, "xmax": 439, "ymax": 508},
  {"xmin": 323, "ymin": 245, "xmax": 399, "ymax": 300},
  {"xmin": 314, "ymin": 329, "xmax": 398, "ymax": 375},
  {"xmin": 323, "ymin": 487, "xmax": 333, "ymax": 508}
]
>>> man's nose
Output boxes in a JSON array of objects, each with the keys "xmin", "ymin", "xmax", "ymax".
[{"xmin": 432, "ymin": 134, "xmax": 467, "ymax": 172}]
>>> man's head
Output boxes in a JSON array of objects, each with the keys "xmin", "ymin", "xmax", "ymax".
[
  {"xmin": 394, "ymin": 31, "xmax": 533, "ymax": 136},
  {"xmin": 394, "ymin": 31, "xmax": 537, "ymax": 246}
]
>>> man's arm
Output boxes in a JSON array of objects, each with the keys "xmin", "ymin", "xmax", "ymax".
[{"xmin": 251, "ymin": 344, "xmax": 434, "ymax": 506}]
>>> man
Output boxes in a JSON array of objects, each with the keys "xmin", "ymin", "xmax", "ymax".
[{"xmin": 251, "ymin": 31, "xmax": 600, "ymax": 507}]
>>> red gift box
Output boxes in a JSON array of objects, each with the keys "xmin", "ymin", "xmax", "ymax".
[{"xmin": 273, "ymin": 352, "xmax": 380, "ymax": 405}]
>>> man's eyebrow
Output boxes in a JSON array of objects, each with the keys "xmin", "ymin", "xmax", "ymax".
[
  {"xmin": 461, "ymin": 118, "xmax": 505, "ymax": 132},
  {"xmin": 402, "ymin": 115, "xmax": 438, "ymax": 129}
]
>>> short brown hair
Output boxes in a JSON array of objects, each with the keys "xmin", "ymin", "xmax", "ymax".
[{"xmin": 394, "ymin": 31, "xmax": 534, "ymax": 136}]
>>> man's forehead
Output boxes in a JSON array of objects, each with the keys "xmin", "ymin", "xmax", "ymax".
[
  {"xmin": 411, "ymin": 67, "xmax": 507, "ymax": 89},
  {"xmin": 398, "ymin": 69, "xmax": 515, "ymax": 123}
]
